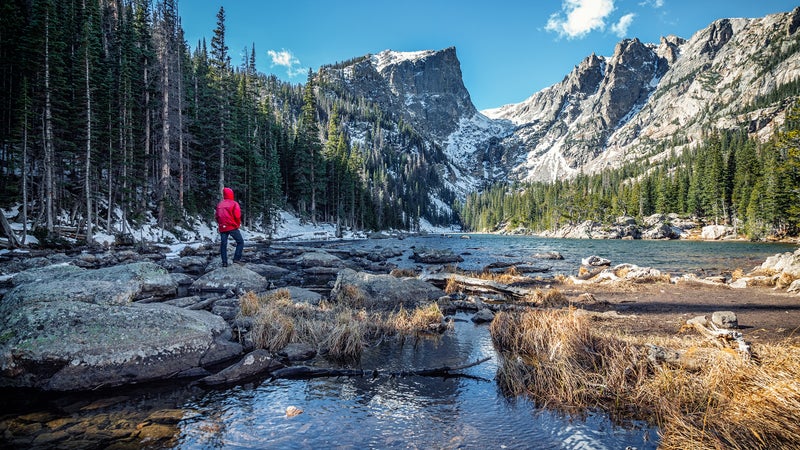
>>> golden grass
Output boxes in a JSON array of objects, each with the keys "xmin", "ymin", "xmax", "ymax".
[
  {"xmin": 334, "ymin": 284, "xmax": 366, "ymax": 308},
  {"xmin": 390, "ymin": 303, "xmax": 445, "ymax": 334},
  {"xmin": 489, "ymin": 308, "xmax": 800, "ymax": 449},
  {"xmin": 238, "ymin": 290, "xmax": 449, "ymax": 361},
  {"xmin": 522, "ymin": 288, "xmax": 568, "ymax": 307},
  {"xmin": 390, "ymin": 268, "xmax": 419, "ymax": 278}
]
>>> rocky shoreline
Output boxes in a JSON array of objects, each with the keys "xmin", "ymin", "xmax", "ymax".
[
  {"xmin": 1, "ymin": 235, "xmax": 799, "ymax": 393},
  {"xmin": 501, "ymin": 213, "xmax": 797, "ymax": 242}
]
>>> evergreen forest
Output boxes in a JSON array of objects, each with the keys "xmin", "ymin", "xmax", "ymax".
[
  {"xmin": 458, "ymin": 102, "xmax": 800, "ymax": 240},
  {"xmin": 0, "ymin": 0, "xmax": 454, "ymax": 245}
]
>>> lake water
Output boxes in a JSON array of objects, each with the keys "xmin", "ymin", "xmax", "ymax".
[
  {"xmin": 322, "ymin": 233, "xmax": 797, "ymax": 276},
  {"xmin": 2, "ymin": 236, "xmax": 795, "ymax": 449}
]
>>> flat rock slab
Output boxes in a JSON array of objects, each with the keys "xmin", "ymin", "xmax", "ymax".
[
  {"xmin": 191, "ymin": 265, "xmax": 268, "ymax": 294},
  {"xmin": 0, "ymin": 262, "xmax": 241, "ymax": 391}
]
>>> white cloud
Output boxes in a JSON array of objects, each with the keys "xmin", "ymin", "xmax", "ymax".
[
  {"xmin": 267, "ymin": 49, "xmax": 307, "ymax": 78},
  {"xmin": 611, "ymin": 13, "xmax": 635, "ymax": 37},
  {"xmin": 638, "ymin": 0, "xmax": 664, "ymax": 7},
  {"xmin": 545, "ymin": 0, "xmax": 615, "ymax": 39}
]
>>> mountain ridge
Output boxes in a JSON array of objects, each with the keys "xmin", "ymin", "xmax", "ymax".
[{"xmin": 315, "ymin": 7, "xmax": 800, "ymax": 222}]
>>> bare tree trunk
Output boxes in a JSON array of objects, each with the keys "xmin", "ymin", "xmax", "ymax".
[
  {"xmin": 177, "ymin": 46, "xmax": 184, "ymax": 212},
  {"xmin": 143, "ymin": 63, "xmax": 150, "ymax": 211},
  {"xmin": 22, "ymin": 80, "xmax": 29, "ymax": 245},
  {"xmin": 158, "ymin": 40, "xmax": 170, "ymax": 227},
  {"xmin": 219, "ymin": 118, "xmax": 225, "ymax": 196},
  {"xmin": 44, "ymin": 8, "xmax": 55, "ymax": 233},
  {"xmin": 84, "ymin": 1, "xmax": 94, "ymax": 244}
]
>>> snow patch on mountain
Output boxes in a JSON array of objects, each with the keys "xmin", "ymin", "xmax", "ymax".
[{"xmin": 372, "ymin": 49, "xmax": 436, "ymax": 74}]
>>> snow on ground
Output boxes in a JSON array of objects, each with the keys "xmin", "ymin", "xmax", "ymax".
[{"xmin": 2, "ymin": 204, "xmax": 461, "ymax": 258}]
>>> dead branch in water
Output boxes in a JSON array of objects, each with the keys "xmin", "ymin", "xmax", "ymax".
[{"xmin": 270, "ymin": 356, "xmax": 492, "ymax": 380}]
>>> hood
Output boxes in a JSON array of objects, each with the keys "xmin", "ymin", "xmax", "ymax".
[{"xmin": 223, "ymin": 187, "xmax": 234, "ymax": 200}]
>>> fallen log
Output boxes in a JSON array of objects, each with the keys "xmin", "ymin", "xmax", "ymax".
[
  {"xmin": 0, "ymin": 213, "xmax": 20, "ymax": 248},
  {"xmin": 271, "ymin": 356, "xmax": 492, "ymax": 380},
  {"xmin": 421, "ymin": 273, "xmax": 534, "ymax": 299},
  {"xmin": 684, "ymin": 315, "xmax": 751, "ymax": 358}
]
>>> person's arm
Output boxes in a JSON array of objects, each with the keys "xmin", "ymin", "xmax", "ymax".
[{"xmin": 234, "ymin": 202, "xmax": 242, "ymax": 227}]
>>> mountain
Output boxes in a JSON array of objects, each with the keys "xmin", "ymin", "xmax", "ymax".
[
  {"xmin": 483, "ymin": 7, "xmax": 800, "ymax": 182},
  {"xmin": 317, "ymin": 7, "xmax": 800, "ymax": 216}
]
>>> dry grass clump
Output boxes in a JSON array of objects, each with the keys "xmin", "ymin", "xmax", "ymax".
[
  {"xmin": 390, "ymin": 268, "xmax": 419, "ymax": 278},
  {"xmin": 489, "ymin": 308, "xmax": 800, "ymax": 449},
  {"xmin": 238, "ymin": 289, "xmax": 450, "ymax": 362},
  {"xmin": 390, "ymin": 303, "xmax": 445, "ymax": 334},
  {"xmin": 490, "ymin": 308, "xmax": 648, "ymax": 407},
  {"xmin": 730, "ymin": 268, "xmax": 745, "ymax": 281},
  {"xmin": 323, "ymin": 311, "xmax": 368, "ymax": 361},
  {"xmin": 445, "ymin": 275, "xmax": 460, "ymax": 294},
  {"xmin": 251, "ymin": 302, "xmax": 295, "ymax": 352},
  {"xmin": 649, "ymin": 343, "xmax": 800, "ymax": 449},
  {"xmin": 522, "ymin": 288, "xmax": 568, "ymax": 307},
  {"xmin": 334, "ymin": 283, "xmax": 366, "ymax": 308},
  {"xmin": 776, "ymin": 272, "xmax": 797, "ymax": 289}
]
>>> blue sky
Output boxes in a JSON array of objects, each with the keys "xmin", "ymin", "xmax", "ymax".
[{"xmin": 180, "ymin": 0, "xmax": 799, "ymax": 111}]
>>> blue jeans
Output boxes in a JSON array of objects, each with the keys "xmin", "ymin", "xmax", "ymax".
[{"xmin": 220, "ymin": 228, "xmax": 244, "ymax": 265}]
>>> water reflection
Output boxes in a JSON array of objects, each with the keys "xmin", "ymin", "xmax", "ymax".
[{"xmin": 176, "ymin": 313, "xmax": 657, "ymax": 449}]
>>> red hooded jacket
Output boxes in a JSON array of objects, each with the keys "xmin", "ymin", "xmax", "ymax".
[{"xmin": 215, "ymin": 187, "xmax": 241, "ymax": 232}]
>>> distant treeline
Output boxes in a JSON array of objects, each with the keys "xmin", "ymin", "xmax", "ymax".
[
  {"xmin": 0, "ymin": 0, "xmax": 454, "ymax": 244},
  {"xmin": 457, "ymin": 101, "xmax": 800, "ymax": 240}
]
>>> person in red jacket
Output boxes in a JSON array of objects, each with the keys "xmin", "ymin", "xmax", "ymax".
[{"xmin": 215, "ymin": 187, "xmax": 244, "ymax": 267}]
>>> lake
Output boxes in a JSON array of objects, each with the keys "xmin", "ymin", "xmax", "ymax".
[{"xmin": 2, "ymin": 236, "xmax": 794, "ymax": 449}]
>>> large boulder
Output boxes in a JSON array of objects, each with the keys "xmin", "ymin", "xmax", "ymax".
[
  {"xmin": 190, "ymin": 264, "xmax": 268, "ymax": 294},
  {"xmin": 7, "ymin": 261, "xmax": 177, "ymax": 305},
  {"xmin": 701, "ymin": 225, "xmax": 734, "ymax": 240},
  {"xmin": 330, "ymin": 268, "xmax": 444, "ymax": 310},
  {"xmin": 0, "ymin": 263, "xmax": 242, "ymax": 391}
]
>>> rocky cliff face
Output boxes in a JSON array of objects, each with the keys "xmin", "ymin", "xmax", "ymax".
[
  {"xmin": 320, "ymin": 7, "xmax": 800, "ymax": 200},
  {"xmin": 486, "ymin": 7, "xmax": 800, "ymax": 181}
]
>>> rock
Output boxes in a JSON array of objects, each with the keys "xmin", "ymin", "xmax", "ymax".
[
  {"xmin": 471, "ymin": 308, "xmax": 495, "ymax": 323},
  {"xmin": 582, "ymin": 255, "xmax": 611, "ymax": 266},
  {"xmin": 296, "ymin": 251, "xmax": 344, "ymax": 268},
  {"xmin": 330, "ymin": 268, "xmax": 444, "ymax": 310},
  {"xmin": 163, "ymin": 295, "xmax": 204, "ymax": 308},
  {"xmin": 242, "ymin": 263, "xmax": 291, "ymax": 279},
  {"xmin": 532, "ymin": 251, "xmax": 564, "ymax": 260},
  {"xmin": 642, "ymin": 223, "xmax": 682, "ymax": 240},
  {"xmin": 711, "ymin": 311, "xmax": 738, "ymax": 329},
  {"xmin": 6, "ymin": 262, "xmax": 176, "ymax": 306},
  {"xmin": 164, "ymin": 256, "xmax": 208, "ymax": 274},
  {"xmin": 0, "ymin": 263, "xmax": 242, "ymax": 391},
  {"xmin": 729, "ymin": 278, "xmax": 748, "ymax": 289},
  {"xmin": 190, "ymin": 265, "xmax": 268, "ymax": 294},
  {"xmin": 0, "ymin": 301, "xmax": 242, "ymax": 391},
  {"xmin": 787, "ymin": 279, "xmax": 800, "ymax": 293},
  {"xmin": 286, "ymin": 406, "xmax": 303, "ymax": 417},
  {"xmin": 278, "ymin": 343, "xmax": 317, "ymax": 362},
  {"xmin": 410, "ymin": 247, "xmax": 464, "ymax": 264},
  {"xmin": 196, "ymin": 349, "xmax": 284, "ymax": 386},
  {"xmin": 758, "ymin": 248, "xmax": 800, "ymax": 278},
  {"xmin": 701, "ymin": 225, "xmax": 733, "ymax": 240}
]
